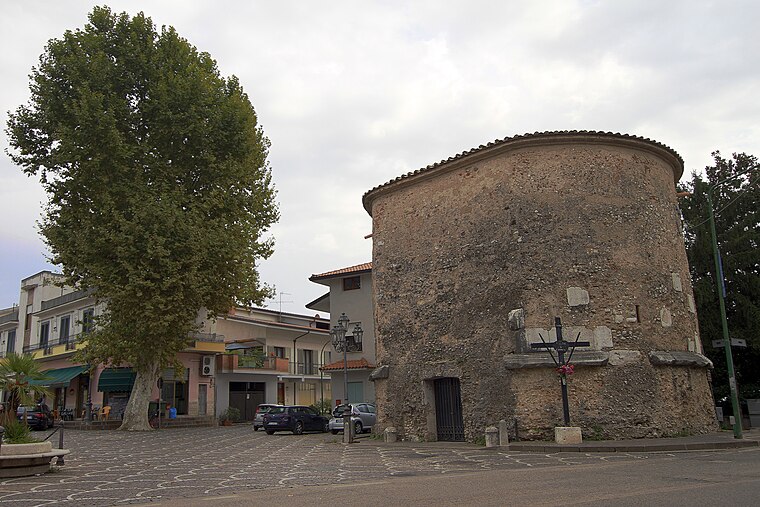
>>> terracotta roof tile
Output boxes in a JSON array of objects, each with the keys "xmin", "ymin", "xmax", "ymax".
[
  {"xmin": 362, "ymin": 130, "xmax": 685, "ymax": 214},
  {"xmin": 310, "ymin": 262, "xmax": 372, "ymax": 281},
  {"xmin": 320, "ymin": 357, "xmax": 375, "ymax": 371}
]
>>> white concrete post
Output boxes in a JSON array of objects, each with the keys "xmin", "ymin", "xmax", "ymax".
[
  {"xmin": 498, "ymin": 419, "xmax": 509, "ymax": 446},
  {"xmin": 485, "ymin": 426, "xmax": 499, "ymax": 448}
]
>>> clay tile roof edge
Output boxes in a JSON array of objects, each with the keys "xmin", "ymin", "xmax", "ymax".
[
  {"xmin": 310, "ymin": 262, "xmax": 372, "ymax": 281},
  {"xmin": 361, "ymin": 130, "xmax": 685, "ymax": 215},
  {"xmin": 320, "ymin": 358, "xmax": 375, "ymax": 371}
]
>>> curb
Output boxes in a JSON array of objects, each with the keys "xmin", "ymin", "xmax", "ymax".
[{"xmin": 507, "ymin": 439, "xmax": 760, "ymax": 453}]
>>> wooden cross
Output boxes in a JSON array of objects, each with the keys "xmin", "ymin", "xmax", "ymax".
[{"xmin": 531, "ymin": 317, "xmax": 590, "ymax": 426}]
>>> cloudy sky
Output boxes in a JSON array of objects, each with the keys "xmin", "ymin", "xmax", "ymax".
[{"xmin": 1, "ymin": 0, "xmax": 758, "ymax": 314}]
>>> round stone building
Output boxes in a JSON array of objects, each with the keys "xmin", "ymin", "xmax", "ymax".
[{"xmin": 363, "ymin": 131, "xmax": 717, "ymax": 442}]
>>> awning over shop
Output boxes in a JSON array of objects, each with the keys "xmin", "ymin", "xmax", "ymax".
[
  {"xmin": 30, "ymin": 365, "xmax": 86, "ymax": 387},
  {"xmin": 97, "ymin": 368, "xmax": 136, "ymax": 392}
]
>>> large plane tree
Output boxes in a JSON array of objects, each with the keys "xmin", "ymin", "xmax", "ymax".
[{"xmin": 6, "ymin": 6, "xmax": 278, "ymax": 430}]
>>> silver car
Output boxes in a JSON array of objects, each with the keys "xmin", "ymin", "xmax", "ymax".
[
  {"xmin": 253, "ymin": 404, "xmax": 282, "ymax": 431},
  {"xmin": 328, "ymin": 403, "xmax": 376, "ymax": 435}
]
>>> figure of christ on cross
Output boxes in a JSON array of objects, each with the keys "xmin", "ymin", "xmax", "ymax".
[{"xmin": 531, "ymin": 317, "xmax": 591, "ymax": 426}]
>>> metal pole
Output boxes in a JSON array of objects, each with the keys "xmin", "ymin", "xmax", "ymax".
[
  {"xmin": 554, "ymin": 318, "xmax": 571, "ymax": 426},
  {"xmin": 85, "ymin": 370, "xmax": 93, "ymax": 423},
  {"xmin": 56, "ymin": 422, "xmax": 65, "ymax": 465},
  {"xmin": 707, "ymin": 189, "xmax": 742, "ymax": 439},
  {"xmin": 343, "ymin": 344, "xmax": 349, "ymax": 406},
  {"xmin": 558, "ymin": 348, "xmax": 569, "ymax": 426}
]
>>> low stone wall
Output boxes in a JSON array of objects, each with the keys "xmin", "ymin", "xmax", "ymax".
[{"xmin": 0, "ymin": 441, "xmax": 70, "ymax": 478}]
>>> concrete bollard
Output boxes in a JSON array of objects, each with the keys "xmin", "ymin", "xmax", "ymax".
[
  {"xmin": 485, "ymin": 426, "xmax": 499, "ymax": 448},
  {"xmin": 498, "ymin": 419, "xmax": 509, "ymax": 447},
  {"xmin": 384, "ymin": 427, "xmax": 397, "ymax": 443},
  {"xmin": 555, "ymin": 426, "xmax": 582, "ymax": 444}
]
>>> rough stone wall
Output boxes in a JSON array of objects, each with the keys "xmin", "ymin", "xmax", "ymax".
[{"xmin": 367, "ymin": 134, "xmax": 717, "ymax": 441}]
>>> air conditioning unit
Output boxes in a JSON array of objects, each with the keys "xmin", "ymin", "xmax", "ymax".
[{"xmin": 201, "ymin": 355, "xmax": 214, "ymax": 376}]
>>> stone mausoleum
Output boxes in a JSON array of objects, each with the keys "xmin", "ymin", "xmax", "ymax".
[{"xmin": 363, "ymin": 131, "xmax": 717, "ymax": 442}]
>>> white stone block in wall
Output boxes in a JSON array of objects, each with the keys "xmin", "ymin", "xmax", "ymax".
[
  {"xmin": 593, "ymin": 326, "xmax": 613, "ymax": 349},
  {"xmin": 565, "ymin": 326, "xmax": 594, "ymax": 348},
  {"xmin": 660, "ymin": 307, "xmax": 673, "ymax": 328},
  {"xmin": 608, "ymin": 350, "xmax": 642, "ymax": 366},
  {"xmin": 672, "ymin": 272, "xmax": 683, "ymax": 292},
  {"xmin": 687, "ymin": 294, "xmax": 696, "ymax": 314},
  {"xmin": 566, "ymin": 287, "xmax": 590, "ymax": 306},
  {"xmin": 525, "ymin": 327, "xmax": 553, "ymax": 348},
  {"xmin": 695, "ymin": 332, "xmax": 703, "ymax": 355},
  {"xmin": 508, "ymin": 308, "xmax": 524, "ymax": 330}
]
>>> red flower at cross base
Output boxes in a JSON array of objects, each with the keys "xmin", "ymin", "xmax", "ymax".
[{"xmin": 557, "ymin": 364, "xmax": 575, "ymax": 376}]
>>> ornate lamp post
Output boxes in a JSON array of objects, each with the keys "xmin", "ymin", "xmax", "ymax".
[{"xmin": 330, "ymin": 313, "xmax": 363, "ymax": 443}]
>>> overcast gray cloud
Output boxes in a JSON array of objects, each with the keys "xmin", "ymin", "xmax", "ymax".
[{"xmin": 2, "ymin": 0, "xmax": 758, "ymax": 314}]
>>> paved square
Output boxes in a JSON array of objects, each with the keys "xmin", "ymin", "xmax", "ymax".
[{"xmin": 1, "ymin": 426, "xmax": 661, "ymax": 506}]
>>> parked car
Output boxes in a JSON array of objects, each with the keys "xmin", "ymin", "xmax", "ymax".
[
  {"xmin": 253, "ymin": 403, "xmax": 282, "ymax": 431},
  {"xmin": 328, "ymin": 403, "xmax": 376, "ymax": 435},
  {"xmin": 262, "ymin": 405, "xmax": 329, "ymax": 435},
  {"xmin": 16, "ymin": 404, "xmax": 54, "ymax": 430}
]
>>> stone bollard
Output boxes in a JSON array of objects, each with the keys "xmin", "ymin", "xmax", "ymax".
[
  {"xmin": 485, "ymin": 426, "xmax": 499, "ymax": 448},
  {"xmin": 498, "ymin": 419, "xmax": 509, "ymax": 447},
  {"xmin": 555, "ymin": 426, "xmax": 582, "ymax": 445},
  {"xmin": 384, "ymin": 427, "xmax": 397, "ymax": 443}
]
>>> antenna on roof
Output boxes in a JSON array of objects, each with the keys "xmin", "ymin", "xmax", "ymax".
[{"xmin": 275, "ymin": 292, "xmax": 293, "ymax": 315}]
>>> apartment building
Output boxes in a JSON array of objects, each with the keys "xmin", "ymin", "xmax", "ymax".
[
  {"xmin": 1, "ymin": 271, "xmax": 332, "ymax": 422},
  {"xmin": 308, "ymin": 262, "xmax": 376, "ymax": 405},
  {"xmin": 207, "ymin": 307, "xmax": 332, "ymax": 419}
]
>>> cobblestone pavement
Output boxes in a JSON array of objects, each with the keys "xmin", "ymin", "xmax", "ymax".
[{"xmin": 0, "ymin": 426, "xmax": 702, "ymax": 506}]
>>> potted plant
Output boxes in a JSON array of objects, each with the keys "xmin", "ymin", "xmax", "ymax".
[
  {"xmin": 0, "ymin": 353, "xmax": 68, "ymax": 477},
  {"xmin": 219, "ymin": 407, "xmax": 241, "ymax": 426}
]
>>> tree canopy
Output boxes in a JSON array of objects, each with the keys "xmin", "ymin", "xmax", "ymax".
[
  {"xmin": 679, "ymin": 152, "xmax": 759, "ymax": 402},
  {"xmin": 6, "ymin": 6, "xmax": 278, "ymax": 429}
]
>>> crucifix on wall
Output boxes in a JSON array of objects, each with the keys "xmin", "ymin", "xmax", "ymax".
[{"xmin": 531, "ymin": 317, "xmax": 590, "ymax": 426}]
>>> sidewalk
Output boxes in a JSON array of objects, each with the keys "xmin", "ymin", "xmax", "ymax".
[
  {"xmin": 506, "ymin": 428, "xmax": 760, "ymax": 453},
  {"xmin": 354, "ymin": 428, "xmax": 760, "ymax": 453}
]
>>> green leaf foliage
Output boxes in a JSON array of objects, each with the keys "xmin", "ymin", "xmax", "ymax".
[
  {"xmin": 678, "ymin": 152, "xmax": 760, "ymax": 401},
  {"xmin": 1, "ymin": 417, "xmax": 38, "ymax": 444},
  {"xmin": 0, "ymin": 353, "xmax": 52, "ymax": 415},
  {"xmin": 6, "ymin": 6, "xmax": 278, "ymax": 374}
]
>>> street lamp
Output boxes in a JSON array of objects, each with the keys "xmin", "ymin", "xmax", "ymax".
[
  {"xmin": 330, "ymin": 312, "xmax": 363, "ymax": 443},
  {"xmin": 706, "ymin": 164, "xmax": 757, "ymax": 439}
]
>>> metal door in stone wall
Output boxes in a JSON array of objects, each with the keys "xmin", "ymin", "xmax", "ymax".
[{"xmin": 434, "ymin": 377, "xmax": 465, "ymax": 441}]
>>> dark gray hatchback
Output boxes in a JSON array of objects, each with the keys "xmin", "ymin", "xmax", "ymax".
[{"xmin": 262, "ymin": 405, "xmax": 329, "ymax": 435}]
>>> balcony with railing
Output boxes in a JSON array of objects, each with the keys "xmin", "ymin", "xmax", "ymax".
[
  {"xmin": 23, "ymin": 333, "xmax": 84, "ymax": 358},
  {"xmin": 215, "ymin": 354, "xmax": 325, "ymax": 377},
  {"xmin": 185, "ymin": 332, "xmax": 227, "ymax": 353},
  {"xmin": 0, "ymin": 308, "xmax": 19, "ymax": 326},
  {"xmin": 39, "ymin": 288, "xmax": 96, "ymax": 312}
]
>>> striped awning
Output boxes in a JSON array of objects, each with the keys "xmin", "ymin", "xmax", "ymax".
[{"xmin": 97, "ymin": 368, "xmax": 136, "ymax": 392}]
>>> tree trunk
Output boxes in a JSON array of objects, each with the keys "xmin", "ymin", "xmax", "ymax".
[{"xmin": 118, "ymin": 361, "xmax": 159, "ymax": 431}]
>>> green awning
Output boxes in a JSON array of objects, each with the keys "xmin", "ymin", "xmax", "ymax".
[
  {"xmin": 30, "ymin": 365, "xmax": 86, "ymax": 387},
  {"xmin": 97, "ymin": 368, "xmax": 136, "ymax": 392}
]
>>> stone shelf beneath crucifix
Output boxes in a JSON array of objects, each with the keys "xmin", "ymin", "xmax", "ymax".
[{"xmin": 504, "ymin": 351, "xmax": 609, "ymax": 369}]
